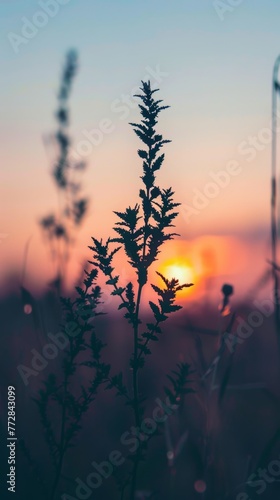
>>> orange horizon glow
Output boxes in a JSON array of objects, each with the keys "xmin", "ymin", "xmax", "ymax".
[{"xmin": 0, "ymin": 230, "xmax": 271, "ymax": 307}]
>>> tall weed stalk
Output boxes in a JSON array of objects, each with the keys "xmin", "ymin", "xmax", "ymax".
[
  {"xmin": 28, "ymin": 80, "xmax": 193, "ymax": 500},
  {"xmin": 40, "ymin": 50, "xmax": 89, "ymax": 292},
  {"xmin": 90, "ymin": 81, "xmax": 193, "ymax": 498}
]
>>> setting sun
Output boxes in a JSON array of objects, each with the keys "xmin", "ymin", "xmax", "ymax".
[{"xmin": 160, "ymin": 258, "xmax": 195, "ymax": 292}]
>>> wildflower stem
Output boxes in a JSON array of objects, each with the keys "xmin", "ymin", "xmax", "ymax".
[
  {"xmin": 133, "ymin": 287, "xmax": 142, "ymax": 427},
  {"xmin": 50, "ymin": 374, "xmax": 68, "ymax": 500},
  {"xmin": 130, "ymin": 173, "xmax": 152, "ymax": 497}
]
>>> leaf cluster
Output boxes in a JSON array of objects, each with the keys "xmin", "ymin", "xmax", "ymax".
[{"xmin": 134, "ymin": 273, "xmax": 194, "ymax": 369}]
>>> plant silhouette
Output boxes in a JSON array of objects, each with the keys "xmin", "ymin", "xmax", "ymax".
[
  {"xmin": 90, "ymin": 81, "xmax": 194, "ymax": 498},
  {"xmin": 24, "ymin": 80, "xmax": 194, "ymax": 500},
  {"xmin": 21, "ymin": 268, "xmax": 110, "ymax": 500},
  {"xmin": 40, "ymin": 50, "xmax": 89, "ymax": 293}
]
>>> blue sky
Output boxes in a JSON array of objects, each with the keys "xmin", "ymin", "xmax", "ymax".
[
  {"xmin": 1, "ymin": 0, "xmax": 280, "ymax": 291},
  {"xmin": 2, "ymin": 0, "xmax": 280, "ymax": 128}
]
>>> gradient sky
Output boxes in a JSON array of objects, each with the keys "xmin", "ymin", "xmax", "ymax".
[{"xmin": 1, "ymin": 0, "xmax": 280, "ymax": 301}]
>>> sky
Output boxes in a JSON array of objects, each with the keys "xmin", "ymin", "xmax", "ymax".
[{"xmin": 1, "ymin": 0, "xmax": 280, "ymax": 302}]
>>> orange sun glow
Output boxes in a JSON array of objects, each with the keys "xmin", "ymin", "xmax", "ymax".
[{"xmin": 159, "ymin": 258, "xmax": 196, "ymax": 293}]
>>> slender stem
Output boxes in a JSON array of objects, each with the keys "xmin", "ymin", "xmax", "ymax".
[
  {"xmin": 130, "ymin": 454, "xmax": 140, "ymax": 500},
  {"xmin": 130, "ymin": 176, "xmax": 152, "ymax": 498},
  {"xmin": 49, "ymin": 285, "xmax": 89, "ymax": 500},
  {"xmin": 132, "ymin": 287, "xmax": 142, "ymax": 426},
  {"xmin": 50, "ymin": 374, "xmax": 68, "ymax": 500}
]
